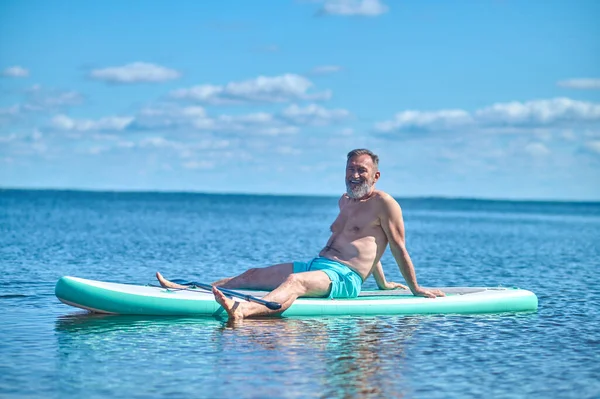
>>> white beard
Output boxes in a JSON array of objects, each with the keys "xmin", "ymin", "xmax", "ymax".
[{"xmin": 346, "ymin": 179, "xmax": 373, "ymax": 199}]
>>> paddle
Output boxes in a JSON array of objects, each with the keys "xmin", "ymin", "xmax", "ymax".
[{"xmin": 171, "ymin": 279, "xmax": 282, "ymax": 310}]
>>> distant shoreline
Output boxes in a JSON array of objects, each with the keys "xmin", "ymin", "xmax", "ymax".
[{"xmin": 1, "ymin": 186, "xmax": 599, "ymax": 205}]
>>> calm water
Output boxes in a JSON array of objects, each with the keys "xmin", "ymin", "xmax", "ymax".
[{"xmin": 1, "ymin": 189, "xmax": 599, "ymax": 399}]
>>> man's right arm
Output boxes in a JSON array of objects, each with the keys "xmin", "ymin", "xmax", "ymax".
[{"xmin": 338, "ymin": 194, "xmax": 347, "ymax": 210}]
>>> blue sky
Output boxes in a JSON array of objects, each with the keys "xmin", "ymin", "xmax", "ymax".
[{"xmin": 1, "ymin": 0, "xmax": 599, "ymax": 200}]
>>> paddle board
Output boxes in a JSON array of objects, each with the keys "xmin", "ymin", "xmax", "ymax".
[{"xmin": 55, "ymin": 276, "xmax": 538, "ymax": 317}]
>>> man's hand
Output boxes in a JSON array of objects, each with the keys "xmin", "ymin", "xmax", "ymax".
[
  {"xmin": 378, "ymin": 281, "xmax": 409, "ymax": 290},
  {"xmin": 412, "ymin": 287, "xmax": 445, "ymax": 298}
]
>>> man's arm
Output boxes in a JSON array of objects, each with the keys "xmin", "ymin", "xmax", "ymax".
[
  {"xmin": 372, "ymin": 261, "xmax": 408, "ymax": 290},
  {"xmin": 379, "ymin": 194, "xmax": 444, "ymax": 298}
]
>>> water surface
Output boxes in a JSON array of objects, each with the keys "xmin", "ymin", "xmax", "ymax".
[{"xmin": 1, "ymin": 190, "xmax": 598, "ymax": 398}]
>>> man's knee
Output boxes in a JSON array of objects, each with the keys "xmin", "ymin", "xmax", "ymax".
[
  {"xmin": 283, "ymin": 273, "xmax": 310, "ymax": 293},
  {"xmin": 283, "ymin": 273, "xmax": 331, "ymax": 297},
  {"xmin": 282, "ymin": 273, "xmax": 299, "ymax": 287}
]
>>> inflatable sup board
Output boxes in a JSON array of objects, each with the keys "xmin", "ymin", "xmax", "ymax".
[{"xmin": 55, "ymin": 276, "xmax": 538, "ymax": 317}]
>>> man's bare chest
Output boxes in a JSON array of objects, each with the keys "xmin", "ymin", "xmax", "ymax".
[{"xmin": 330, "ymin": 203, "xmax": 380, "ymax": 235}]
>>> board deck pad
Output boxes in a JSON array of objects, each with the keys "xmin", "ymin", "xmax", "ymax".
[{"xmin": 55, "ymin": 276, "xmax": 538, "ymax": 317}]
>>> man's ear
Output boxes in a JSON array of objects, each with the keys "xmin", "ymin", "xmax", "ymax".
[{"xmin": 374, "ymin": 171, "xmax": 381, "ymax": 181}]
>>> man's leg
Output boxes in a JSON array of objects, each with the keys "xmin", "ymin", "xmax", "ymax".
[
  {"xmin": 155, "ymin": 272, "xmax": 188, "ymax": 289},
  {"xmin": 213, "ymin": 270, "xmax": 332, "ymax": 320},
  {"xmin": 156, "ymin": 263, "xmax": 294, "ymax": 291},
  {"xmin": 216, "ymin": 263, "xmax": 294, "ymax": 290}
]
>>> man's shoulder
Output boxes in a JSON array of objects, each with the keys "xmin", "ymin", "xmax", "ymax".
[
  {"xmin": 373, "ymin": 190, "xmax": 402, "ymax": 211},
  {"xmin": 338, "ymin": 193, "xmax": 350, "ymax": 207},
  {"xmin": 373, "ymin": 190, "xmax": 396, "ymax": 203}
]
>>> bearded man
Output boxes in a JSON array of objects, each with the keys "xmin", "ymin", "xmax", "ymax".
[{"xmin": 157, "ymin": 148, "xmax": 444, "ymax": 320}]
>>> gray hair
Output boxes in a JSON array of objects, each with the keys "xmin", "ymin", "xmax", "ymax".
[{"xmin": 347, "ymin": 148, "xmax": 379, "ymax": 170}]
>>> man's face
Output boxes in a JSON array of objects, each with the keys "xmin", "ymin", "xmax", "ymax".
[{"xmin": 345, "ymin": 154, "xmax": 380, "ymax": 199}]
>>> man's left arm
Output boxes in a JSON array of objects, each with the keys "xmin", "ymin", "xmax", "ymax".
[
  {"xmin": 379, "ymin": 195, "xmax": 445, "ymax": 298},
  {"xmin": 372, "ymin": 261, "xmax": 408, "ymax": 290}
]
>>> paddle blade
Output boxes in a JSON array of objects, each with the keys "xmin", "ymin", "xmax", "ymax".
[{"xmin": 265, "ymin": 301, "xmax": 282, "ymax": 310}]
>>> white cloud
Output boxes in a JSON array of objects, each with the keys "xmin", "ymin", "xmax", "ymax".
[
  {"xmin": 524, "ymin": 142, "xmax": 550, "ymax": 157},
  {"xmin": 88, "ymin": 146, "xmax": 107, "ymax": 155},
  {"xmin": 24, "ymin": 86, "xmax": 83, "ymax": 110},
  {"xmin": 31, "ymin": 129, "xmax": 43, "ymax": 141},
  {"xmin": 139, "ymin": 137, "xmax": 177, "ymax": 148},
  {"xmin": 375, "ymin": 110, "xmax": 472, "ymax": 132},
  {"xmin": 136, "ymin": 105, "xmax": 208, "ymax": 129},
  {"xmin": 0, "ymin": 87, "xmax": 83, "ymax": 128},
  {"xmin": 46, "ymin": 101, "xmax": 350, "ymax": 138},
  {"xmin": 475, "ymin": 98, "xmax": 600, "ymax": 126},
  {"xmin": 39, "ymin": 91, "xmax": 82, "ymax": 108},
  {"xmin": 0, "ymin": 130, "xmax": 49, "ymax": 158},
  {"xmin": 583, "ymin": 130, "xmax": 600, "ymax": 138},
  {"xmin": 584, "ymin": 140, "xmax": 600, "ymax": 154},
  {"xmin": 0, "ymin": 105, "xmax": 23, "ymax": 127},
  {"xmin": 93, "ymin": 136, "xmax": 230, "ymax": 161},
  {"xmin": 135, "ymin": 105, "xmax": 292, "ymax": 135},
  {"xmin": 134, "ymin": 102, "xmax": 349, "ymax": 135},
  {"xmin": 212, "ymin": 113, "xmax": 299, "ymax": 135},
  {"xmin": 310, "ymin": 65, "xmax": 343, "ymax": 75},
  {"xmin": 2, "ymin": 66, "xmax": 29, "ymax": 77},
  {"xmin": 183, "ymin": 160, "xmax": 215, "ymax": 170},
  {"xmin": 557, "ymin": 78, "xmax": 600, "ymax": 90},
  {"xmin": 281, "ymin": 104, "xmax": 350, "ymax": 125},
  {"xmin": 376, "ymin": 98, "xmax": 600, "ymax": 133},
  {"xmin": 561, "ymin": 130, "xmax": 576, "ymax": 141},
  {"xmin": 320, "ymin": 0, "xmax": 388, "ymax": 16},
  {"xmin": 170, "ymin": 74, "xmax": 331, "ymax": 104},
  {"xmin": 0, "ymin": 105, "xmax": 21, "ymax": 116},
  {"xmin": 0, "ymin": 130, "xmax": 43, "ymax": 144},
  {"xmin": 117, "ymin": 141, "xmax": 136, "ymax": 148},
  {"xmin": 140, "ymin": 105, "xmax": 207, "ymax": 118},
  {"xmin": 90, "ymin": 62, "xmax": 181, "ymax": 83},
  {"xmin": 276, "ymin": 146, "xmax": 302, "ymax": 155},
  {"xmin": 218, "ymin": 113, "xmax": 275, "ymax": 124},
  {"xmin": 52, "ymin": 114, "xmax": 134, "ymax": 132},
  {"xmin": 0, "ymin": 133, "xmax": 18, "ymax": 143}
]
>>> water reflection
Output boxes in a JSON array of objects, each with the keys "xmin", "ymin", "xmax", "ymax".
[
  {"xmin": 55, "ymin": 314, "xmax": 420, "ymax": 398},
  {"xmin": 219, "ymin": 317, "xmax": 420, "ymax": 398}
]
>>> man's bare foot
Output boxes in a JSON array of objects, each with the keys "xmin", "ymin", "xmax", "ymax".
[
  {"xmin": 156, "ymin": 272, "xmax": 187, "ymax": 289},
  {"xmin": 213, "ymin": 287, "xmax": 244, "ymax": 321}
]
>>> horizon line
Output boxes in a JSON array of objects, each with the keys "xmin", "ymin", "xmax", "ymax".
[{"xmin": 1, "ymin": 186, "xmax": 599, "ymax": 204}]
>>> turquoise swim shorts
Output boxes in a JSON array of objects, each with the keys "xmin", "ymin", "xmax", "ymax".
[{"xmin": 293, "ymin": 257, "xmax": 363, "ymax": 299}]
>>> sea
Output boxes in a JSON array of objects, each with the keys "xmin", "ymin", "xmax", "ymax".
[{"xmin": 1, "ymin": 189, "xmax": 599, "ymax": 399}]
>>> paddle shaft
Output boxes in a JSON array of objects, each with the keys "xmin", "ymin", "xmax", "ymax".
[{"xmin": 173, "ymin": 280, "xmax": 282, "ymax": 310}]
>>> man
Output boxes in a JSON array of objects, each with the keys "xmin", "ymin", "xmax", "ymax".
[{"xmin": 157, "ymin": 148, "xmax": 444, "ymax": 320}]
